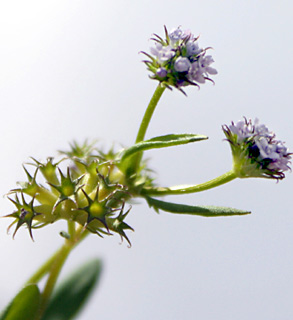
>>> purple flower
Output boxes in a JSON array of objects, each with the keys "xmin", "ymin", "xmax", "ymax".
[
  {"xmin": 143, "ymin": 26, "xmax": 217, "ymax": 93},
  {"xmin": 188, "ymin": 56, "xmax": 217, "ymax": 83},
  {"xmin": 186, "ymin": 41, "xmax": 202, "ymax": 57},
  {"xmin": 223, "ymin": 118, "xmax": 291, "ymax": 179},
  {"xmin": 228, "ymin": 119, "xmax": 253, "ymax": 141},
  {"xmin": 169, "ymin": 27, "xmax": 191, "ymax": 46},
  {"xmin": 174, "ymin": 57, "xmax": 191, "ymax": 72},
  {"xmin": 156, "ymin": 67, "xmax": 168, "ymax": 78},
  {"xmin": 150, "ymin": 43, "xmax": 175, "ymax": 64}
]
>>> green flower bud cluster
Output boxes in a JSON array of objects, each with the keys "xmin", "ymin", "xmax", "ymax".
[{"xmin": 5, "ymin": 142, "xmax": 152, "ymax": 245}]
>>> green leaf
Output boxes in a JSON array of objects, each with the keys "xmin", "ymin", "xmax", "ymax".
[
  {"xmin": 42, "ymin": 258, "xmax": 102, "ymax": 320},
  {"xmin": 146, "ymin": 196, "xmax": 251, "ymax": 217},
  {"xmin": 0, "ymin": 284, "xmax": 40, "ymax": 320},
  {"xmin": 119, "ymin": 133, "xmax": 208, "ymax": 160}
]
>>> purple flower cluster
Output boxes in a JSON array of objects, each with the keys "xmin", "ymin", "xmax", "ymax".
[
  {"xmin": 223, "ymin": 118, "xmax": 291, "ymax": 179},
  {"xmin": 143, "ymin": 26, "xmax": 217, "ymax": 93}
]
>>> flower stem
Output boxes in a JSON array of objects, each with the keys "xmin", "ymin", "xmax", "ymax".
[
  {"xmin": 26, "ymin": 246, "xmax": 64, "ymax": 285},
  {"xmin": 35, "ymin": 241, "xmax": 73, "ymax": 320},
  {"xmin": 32, "ymin": 225, "xmax": 89, "ymax": 320},
  {"xmin": 128, "ymin": 84, "xmax": 165, "ymax": 174},
  {"xmin": 68, "ymin": 220, "xmax": 76, "ymax": 239},
  {"xmin": 142, "ymin": 169, "xmax": 238, "ymax": 196},
  {"xmin": 135, "ymin": 84, "xmax": 165, "ymax": 144},
  {"xmin": 26, "ymin": 223, "xmax": 78, "ymax": 286}
]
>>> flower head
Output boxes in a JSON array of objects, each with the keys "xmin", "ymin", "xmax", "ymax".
[
  {"xmin": 223, "ymin": 118, "xmax": 291, "ymax": 179},
  {"xmin": 142, "ymin": 26, "xmax": 217, "ymax": 93}
]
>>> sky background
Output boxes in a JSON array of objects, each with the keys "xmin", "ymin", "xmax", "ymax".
[{"xmin": 0, "ymin": 1, "xmax": 293, "ymax": 319}]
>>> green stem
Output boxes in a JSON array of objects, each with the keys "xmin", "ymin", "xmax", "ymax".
[
  {"xmin": 135, "ymin": 84, "xmax": 166, "ymax": 144},
  {"xmin": 129, "ymin": 84, "xmax": 165, "ymax": 173},
  {"xmin": 142, "ymin": 169, "xmax": 238, "ymax": 196},
  {"xmin": 26, "ymin": 246, "xmax": 64, "ymax": 285},
  {"xmin": 35, "ymin": 186, "xmax": 58, "ymax": 206},
  {"xmin": 35, "ymin": 241, "xmax": 73, "ymax": 320},
  {"xmin": 33, "ymin": 226, "xmax": 89, "ymax": 320},
  {"xmin": 68, "ymin": 220, "xmax": 76, "ymax": 239}
]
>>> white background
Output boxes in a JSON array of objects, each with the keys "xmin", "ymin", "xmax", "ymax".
[{"xmin": 0, "ymin": 1, "xmax": 293, "ymax": 319}]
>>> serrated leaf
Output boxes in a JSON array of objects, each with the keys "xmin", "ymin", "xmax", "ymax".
[
  {"xmin": 0, "ymin": 284, "xmax": 40, "ymax": 320},
  {"xmin": 146, "ymin": 196, "xmax": 251, "ymax": 217},
  {"xmin": 42, "ymin": 258, "xmax": 102, "ymax": 320},
  {"xmin": 119, "ymin": 133, "xmax": 208, "ymax": 161}
]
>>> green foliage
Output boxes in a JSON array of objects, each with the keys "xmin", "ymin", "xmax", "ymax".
[
  {"xmin": 0, "ymin": 285, "xmax": 40, "ymax": 320},
  {"xmin": 119, "ymin": 133, "xmax": 208, "ymax": 161},
  {"xmin": 42, "ymin": 259, "xmax": 102, "ymax": 320},
  {"xmin": 146, "ymin": 196, "xmax": 251, "ymax": 217}
]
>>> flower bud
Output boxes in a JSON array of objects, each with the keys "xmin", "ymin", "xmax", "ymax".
[{"xmin": 5, "ymin": 142, "xmax": 145, "ymax": 244}]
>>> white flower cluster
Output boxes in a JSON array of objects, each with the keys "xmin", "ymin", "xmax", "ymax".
[
  {"xmin": 227, "ymin": 118, "xmax": 291, "ymax": 178},
  {"xmin": 144, "ymin": 26, "xmax": 217, "ymax": 91}
]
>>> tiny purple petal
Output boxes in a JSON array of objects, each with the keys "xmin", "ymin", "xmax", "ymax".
[
  {"xmin": 186, "ymin": 41, "xmax": 202, "ymax": 57},
  {"xmin": 255, "ymin": 138, "xmax": 279, "ymax": 160},
  {"xmin": 253, "ymin": 118, "xmax": 272, "ymax": 137},
  {"xmin": 169, "ymin": 27, "xmax": 185, "ymax": 41},
  {"xmin": 229, "ymin": 119, "xmax": 253, "ymax": 141},
  {"xmin": 157, "ymin": 46, "xmax": 175, "ymax": 63},
  {"xmin": 205, "ymin": 67, "xmax": 218, "ymax": 75},
  {"xmin": 150, "ymin": 42, "xmax": 163, "ymax": 56}
]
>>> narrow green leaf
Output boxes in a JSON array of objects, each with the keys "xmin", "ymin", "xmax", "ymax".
[
  {"xmin": 146, "ymin": 196, "xmax": 251, "ymax": 217},
  {"xmin": 43, "ymin": 258, "xmax": 102, "ymax": 320},
  {"xmin": 119, "ymin": 133, "xmax": 208, "ymax": 160},
  {"xmin": 0, "ymin": 284, "xmax": 40, "ymax": 320}
]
